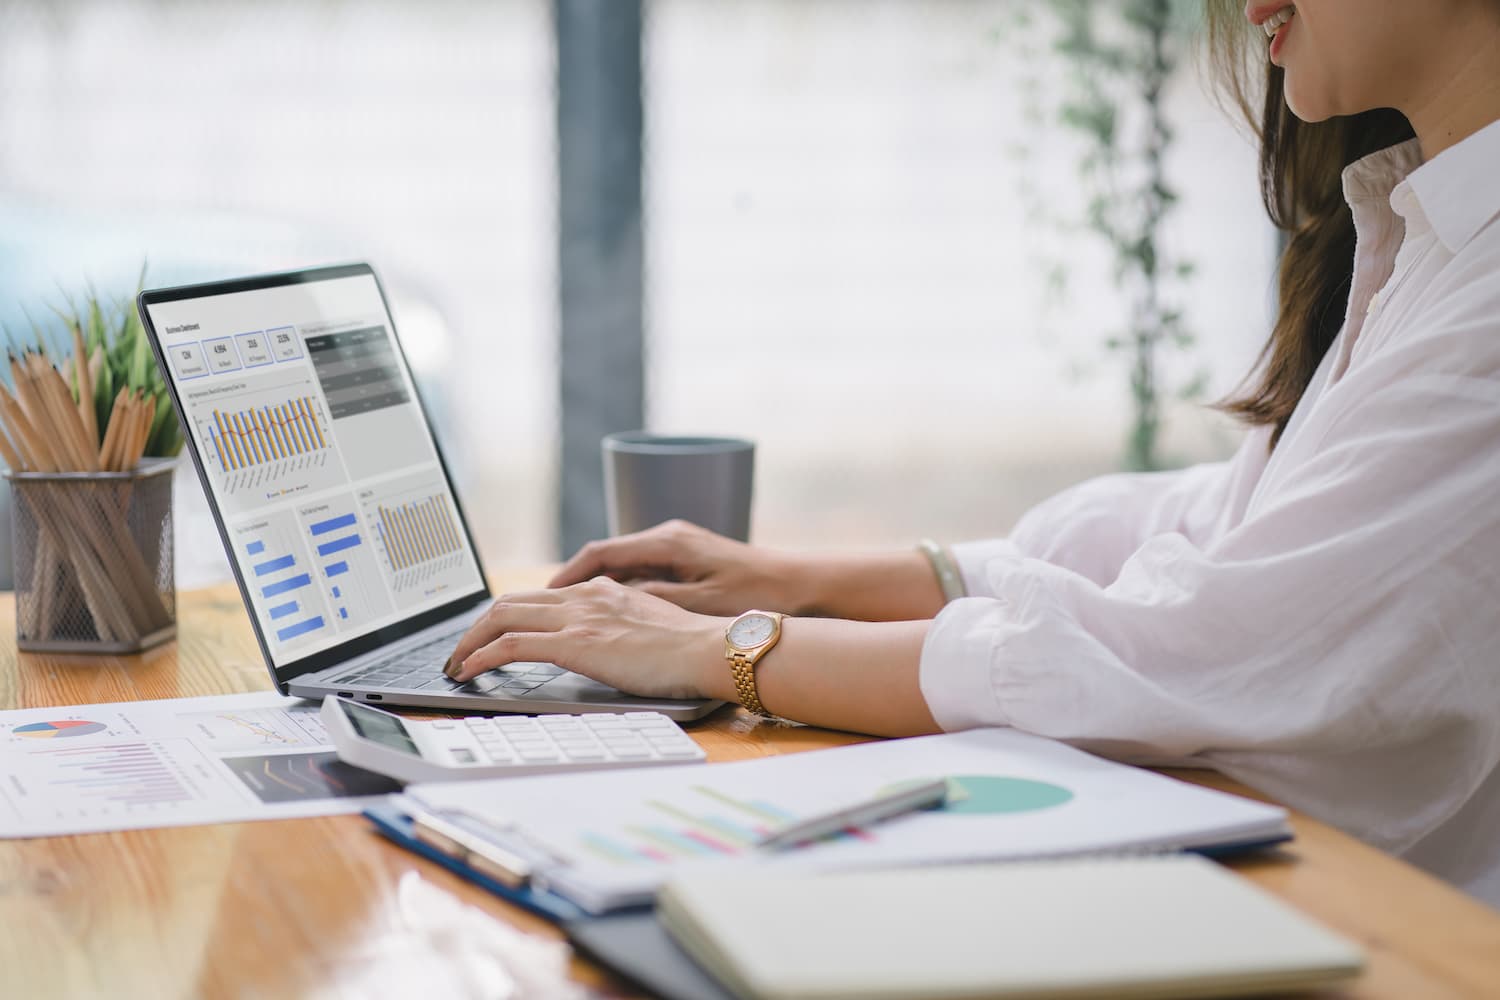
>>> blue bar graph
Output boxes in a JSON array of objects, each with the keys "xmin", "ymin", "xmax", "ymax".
[
  {"xmin": 339, "ymin": 608, "xmax": 348, "ymax": 619},
  {"xmin": 332, "ymin": 586, "xmax": 342, "ymax": 598},
  {"xmin": 269, "ymin": 601, "xmax": 298, "ymax": 620},
  {"xmin": 276, "ymin": 616, "xmax": 325, "ymax": 642},
  {"xmin": 316, "ymin": 535, "xmax": 362, "ymax": 557},
  {"xmin": 246, "ymin": 541, "xmax": 265, "ymax": 555},
  {"xmin": 253, "ymin": 554, "xmax": 296, "ymax": 576},
  {"xmin": 309, "ymin": 513, "xmax": 358, "ymax": 535},
  {"xmin": 262, "ymin": 573, "xmax": 313, "ymax": 599},
  {"xmin": 324, "ymin": 561, "xmax": 349, "ymax": 578}
]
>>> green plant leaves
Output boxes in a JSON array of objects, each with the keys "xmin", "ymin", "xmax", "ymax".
[
  {"xmin": 16, "ymin": 264, "xmax": 183, "ymax": 458},
  {"xmin": 1011, "ymin": 0, "xmax": 1207, "ymax": 472}
]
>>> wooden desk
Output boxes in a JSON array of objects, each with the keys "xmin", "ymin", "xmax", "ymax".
[{"xmin": 2, "ymin": 577, "xmax": 1499, "ymax": 999}]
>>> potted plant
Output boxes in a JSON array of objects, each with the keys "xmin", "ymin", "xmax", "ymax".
[{"xmin": 2, "ymin": 274, "xmax": 185, "ymax": 651}]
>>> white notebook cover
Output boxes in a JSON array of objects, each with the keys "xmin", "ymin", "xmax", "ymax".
[{"xmin": 657, "ymin": 855, "xmax": 1364, "ymax": 1000}]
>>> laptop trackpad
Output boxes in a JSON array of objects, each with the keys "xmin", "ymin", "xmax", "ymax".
[{"xmin": 521, "ymin": 671, "xmax": 628, "ymax": 702}]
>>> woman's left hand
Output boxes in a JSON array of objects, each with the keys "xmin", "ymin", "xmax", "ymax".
[{"xmin": 444, "ymin": 577, "xmax": 730, "ymax": 701}]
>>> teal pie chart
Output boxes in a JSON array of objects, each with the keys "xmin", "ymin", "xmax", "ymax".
[{"xmin": 885, "ymin": 775, "xmax": 1074, "ymax": 815}]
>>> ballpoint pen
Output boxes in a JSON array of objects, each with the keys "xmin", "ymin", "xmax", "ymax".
[{"xmin": 754, "ymin": 778, "xmax": 950, "ymax": 851}]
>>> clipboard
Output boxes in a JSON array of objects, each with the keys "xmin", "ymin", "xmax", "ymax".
[
  {"xmin": 364, "ymin": 802, "xmax": 737, "ymax": 1000},
  {"xmin": 363, "ymin": 802, "xmax": 592, "ymax": 923}
]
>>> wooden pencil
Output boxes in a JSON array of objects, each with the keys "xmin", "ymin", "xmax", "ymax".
[
  {"xmin": 0, "ymin": 338, "xmax": 176, "ymax": 643},
  {"xmin": 97, "ymin": 388, "xmax": 128, "ymax": 470},
  {"xmin": 72, "ymin": 324, "xmax": 98, "ymax": 447}
]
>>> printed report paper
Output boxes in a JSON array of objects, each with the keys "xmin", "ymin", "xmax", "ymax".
[
  {"xmin": 0, "ymin": 690, "xmax": 400, "ymax": 837},
  {"xmin": 405, "ymin": 728, "xmax": 1292, "ymax": 912}
]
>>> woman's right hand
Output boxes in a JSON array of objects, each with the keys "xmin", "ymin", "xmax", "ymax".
[{"xmin": 548, "ymin": 520, "xmax": 807, "ymax": 617}]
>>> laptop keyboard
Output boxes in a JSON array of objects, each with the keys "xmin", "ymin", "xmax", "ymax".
[{"xmin": 328, "ymin": 627, "xmax": 567, "ymax": 694}]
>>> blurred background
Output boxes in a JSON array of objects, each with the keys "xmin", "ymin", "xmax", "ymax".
[{"xmin": 0, "ymin": 0, "xmax": 1275, "ymax": 588}]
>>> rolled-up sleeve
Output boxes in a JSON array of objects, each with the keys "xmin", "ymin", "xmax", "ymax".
[
  {"xmin": 952, "ymin": 431, "xmax": 1271, "ymax": 595},
  {"xmin": 920, "ymin": 356, "xmax": 1500, "ymax": 857}
]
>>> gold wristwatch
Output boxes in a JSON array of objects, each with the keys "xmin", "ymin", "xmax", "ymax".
[{"xmin": 725, "ymin": 610, "xmax": 785, "ymax": 718}]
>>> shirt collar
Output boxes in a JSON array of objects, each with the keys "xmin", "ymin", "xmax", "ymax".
[
  {"xmin": 1403, "ymin": 116, "xmax": 1500, "ymax": 254},
  {"xmin": 1341, "ymin": 137, "xmax": 1422, "ymax": 209}
]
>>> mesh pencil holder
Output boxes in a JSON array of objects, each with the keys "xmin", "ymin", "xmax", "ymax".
[{"xmin": 6, "ymin": 458, "xmax": 176, "ymax": 653}]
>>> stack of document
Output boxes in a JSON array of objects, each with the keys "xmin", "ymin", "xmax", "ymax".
[
  {"xmin": 397, "ymin": 727, "xmax": 1292, "ymax": 913},
  {"xmin": 655, "ymin": 855, "xmax": 1364, "ymax": 1000}
]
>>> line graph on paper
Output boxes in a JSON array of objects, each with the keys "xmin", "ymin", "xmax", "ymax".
[{"xmin": 174, "ymin": 704, "xmax": 329, "ymax": 753}]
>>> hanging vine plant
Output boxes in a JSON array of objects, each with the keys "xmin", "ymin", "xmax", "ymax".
[{"xmin": 1012, "ymin": 0, "xmax": 1208, "ymax": 472}]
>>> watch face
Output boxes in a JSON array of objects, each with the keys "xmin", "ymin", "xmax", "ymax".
[{"xmin": 729, "ymin": 613, "xmax": 776, "ymax": 649}]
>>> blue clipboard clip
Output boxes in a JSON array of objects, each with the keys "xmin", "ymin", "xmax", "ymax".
[{"xmin": 363, "ymin": 801, "xmax": 593, "ymax": 924}]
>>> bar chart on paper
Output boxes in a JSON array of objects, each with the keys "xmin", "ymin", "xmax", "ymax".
[
  {"xmin": 508, "ymin": 775, "xmax": 1073, "ymax": 870},
  {"xmin": 577, "ymin": 786, "xmax": 870, "ymax": 867},
  {"xmin": 0, "ymin": 692, "xmax": 412, "ymax": 837},
  {"xmin": 6, "ymin": 740, "xmax": 215, "ymax": 818}
]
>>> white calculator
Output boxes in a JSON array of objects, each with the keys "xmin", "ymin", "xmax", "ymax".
[{"xmin": 320, "ymin": 695, "xmax": 707, "ymax": 784}]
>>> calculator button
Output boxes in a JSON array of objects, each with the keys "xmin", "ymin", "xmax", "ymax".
[
  {"xmin": 518, "ymin": 747, "xmax": 561, "ymax": 762},
  {"xmin": 430, "ymin": 720, "xmax": 457, "ymax": 730},
  {"xmin": 609, "ymin": 745, "xmax": 652, "ymax": 760},
  {"xmin": 561, "ymin": 746, "xmax": 606, "ymax": 761},
  {"xmin": 656, "ymin": 744, "xmax": 702, "ymax": 758}
]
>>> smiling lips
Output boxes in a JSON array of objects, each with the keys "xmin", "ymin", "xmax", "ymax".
[{"xmin": 1262, "ymin": 5, "xmax": 1296, "ymax": 38}]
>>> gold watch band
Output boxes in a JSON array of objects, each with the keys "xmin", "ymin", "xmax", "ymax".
[{"xmin": 729, "ymin": 650, "xmax": 771, "ymax": 717}]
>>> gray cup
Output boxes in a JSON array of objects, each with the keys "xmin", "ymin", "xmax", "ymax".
[{"xmin": 602, "ymin": 432, "xmax": 755, "ymax": 541}]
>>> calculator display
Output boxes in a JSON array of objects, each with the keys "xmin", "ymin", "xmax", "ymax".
[{"xmin": 340, "ymin": 700, "xmax": 421, "ymax": 756}]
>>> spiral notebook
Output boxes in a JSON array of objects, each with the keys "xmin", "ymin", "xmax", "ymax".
[{"xmin": 394, "ymin": 728, "xmax": 1292, "ymax": 914}]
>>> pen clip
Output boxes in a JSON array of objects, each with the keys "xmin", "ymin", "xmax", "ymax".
[{"xmin": 754, "ymin": 778, "xmax": 951, "ymax": 852}]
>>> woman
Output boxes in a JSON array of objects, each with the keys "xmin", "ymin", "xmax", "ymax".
[{"xmin": 449, "ymin": 0, "xmax": 1500, "ymax": 905}]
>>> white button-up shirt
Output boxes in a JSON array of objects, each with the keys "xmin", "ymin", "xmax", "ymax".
[{"xmin": 920, "ymin": 119, "xmax": 1500, "ymax": 907}]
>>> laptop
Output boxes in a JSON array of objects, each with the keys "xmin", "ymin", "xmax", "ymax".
[{"xmin": 138, "ymin": 263, "xmax": 722, "ymax": 721}]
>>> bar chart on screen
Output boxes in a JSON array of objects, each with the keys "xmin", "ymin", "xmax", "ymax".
[
  {"xmin": 232, "ymin": 511, "xmax": 332, "ymax": 650},
  {"xmin": 183, "ymin": 374, "xmax": 348, "ymax": 511},
  {"xmin": 293, "ymin": 497, "xmax": 394, "ymax": 631},
  {"xmin": 357, "ymin": 472, "xmax": 481, "ymax": 606}
]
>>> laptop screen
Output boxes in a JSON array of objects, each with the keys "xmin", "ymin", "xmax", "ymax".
[{"xmin": 141, "ymin": 265, "xmax": 487, "ymax": 674}]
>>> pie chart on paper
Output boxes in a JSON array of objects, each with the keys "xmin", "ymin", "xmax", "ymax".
[{"xmin": 14, "ymin": 720, "xmax": 109, "ymax": 739}]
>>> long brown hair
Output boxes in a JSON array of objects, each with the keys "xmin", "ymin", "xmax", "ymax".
[{"xmin": 1207, "ymin": 4, "xmax": 1414, "ymax": 445}]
